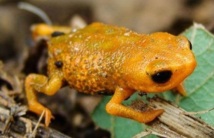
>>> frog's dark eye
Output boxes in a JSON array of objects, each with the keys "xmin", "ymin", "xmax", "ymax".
[
  {"xmin": 55, "ymin": 61, "xmax": 63, "ymax": 68},
  {"xmin": 151, "ymin": 70, "xmax": 172, "ymax": 83},
  {"xmin": 188, "ymin": 40, "xmax": 192, "ymax": 50},
  {"xmin": 51, "ymin": 31, "xmax": 65, "ymax": 37}
]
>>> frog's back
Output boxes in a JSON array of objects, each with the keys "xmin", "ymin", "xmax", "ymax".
[
  {"xmin": 66, "ymin": 23, "xmax": 145, "ymax": 52},
  {"xmin": 49, "ymin": 23, "xmax": 147, "ymax": 55},
  {"xmin": 47, "ymin": 23, "xmax": 147, "ymax": 93}
]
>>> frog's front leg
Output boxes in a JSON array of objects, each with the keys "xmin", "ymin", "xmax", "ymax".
[
  {"xmin": 25, "ymin": 73, "xmax": 63, "ymax": 126},
  {"xmin": 106, "ymin": 87, "xmax": 164, "ymax": 123},
  {"xmin": 173, "ymin": 83, "xmax": 187, "ymax": 96}
]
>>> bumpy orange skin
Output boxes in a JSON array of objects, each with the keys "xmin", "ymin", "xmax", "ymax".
[{"xmin": 25, "ymin": 22, "xmax": 196, "ymax": 126}]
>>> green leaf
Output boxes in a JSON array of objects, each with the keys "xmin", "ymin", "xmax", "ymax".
[
  {"xmin": 180, "ymin": 23, "xmax": 214, "ymax": 125},
  {"xmin": 92, "ymin": 23, "xmax": 214, "ymax": 137}
]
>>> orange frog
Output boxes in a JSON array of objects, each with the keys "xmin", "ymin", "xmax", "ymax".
[{"xmin": 25, "ymin": 22, "xmax": 196, "ymax": 126}]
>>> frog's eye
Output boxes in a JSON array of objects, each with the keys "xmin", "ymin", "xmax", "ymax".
[
  {"xmin": 55, "ymin": 61, "xmax": 63, "ymax": 68},
  {"xmin": 151, "ymin": 70, "xmax": 172, "ymax": 84},
  {"xmin": 188, "ymin": 40, "xmax": 192, "ymax": 50},
  {"xmin": 51, "ymin": 31, "xmax": 65, "ymax": 37}
]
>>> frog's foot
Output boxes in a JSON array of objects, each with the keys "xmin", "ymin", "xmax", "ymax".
[
  {"xmin": 106, "ymin": 102, "xmax": 164, "ymax": 123},
  {"xmin": 106, "ymin": 87, "xmax": 164, "ymax": 123},
  {"xmin": 173, "ymin": 83, "xmax": 187, "ymax": 96},
  {"xmin": 28, "ymin": 101, "xmax": 54, "ymax": 127},
  {"xmin": 134, "ymin": 109, "xmax": 164, "ymax": 123}
]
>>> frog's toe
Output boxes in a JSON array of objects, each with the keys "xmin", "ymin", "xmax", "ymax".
[
  {"xmin": 28, "ymin": 101, "xmax": 54, "ymax": 126},
  {"xmin": 44, "ymin": 108, "xmax": 54, "ymax": 127},
  {"xmin": 133, "ymin": 109, "xmax": 164, "ymax": 123},
  {"xmin": 148, "ymin": 109, "xmax": 164, "ymax": 122},
  {"xmin": 142, "ymin": 109, "xmax": 164, "ymax": 123}
]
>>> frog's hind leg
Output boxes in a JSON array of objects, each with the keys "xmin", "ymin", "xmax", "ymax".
[
  {"xmin": 25, "ymin": 73, "xmax": 64, "ymax": 126},
  {"xmin": 105, "ymin": 87, "xmax": 164, "ymax": 123}
]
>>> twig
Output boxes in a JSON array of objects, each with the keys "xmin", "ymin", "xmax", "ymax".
[
  {"xmin": 0, "ymin": 106, "xmax": 71, "ymax": 138},
  {"xmin": 29, "ymin": 110, "xmax": 45, "ymax": 138},
  {"xmin": 18, "ymin": 2, "xmax": 52, "ymax": 25},
  {"xmin": 133, "ymin": 97, "xmax": 214, "ymax": 138}
]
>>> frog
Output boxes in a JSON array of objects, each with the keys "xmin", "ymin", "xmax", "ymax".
[{"xmin": 25, "ymin": 22, "xmax": 197, "ymax": 126}]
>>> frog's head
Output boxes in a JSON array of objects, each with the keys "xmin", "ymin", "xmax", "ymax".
[{"xmin": 123, "ymin": 32, "xmax": 197, "ymax": 93}]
